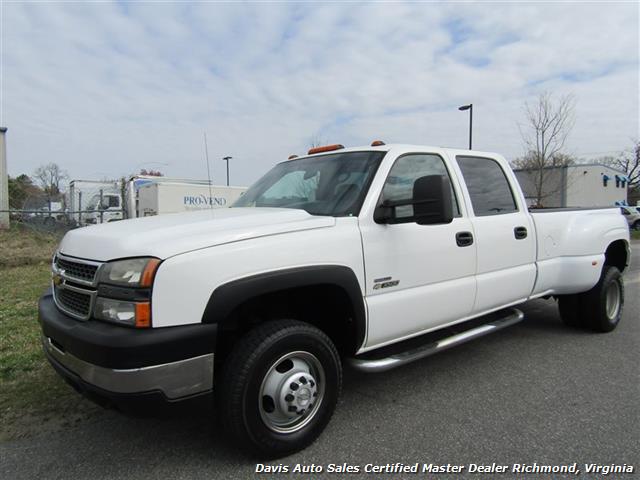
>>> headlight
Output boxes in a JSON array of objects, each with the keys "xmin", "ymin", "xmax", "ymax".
[
  {"xmin": 99, "ymin": 258, "xmax": 160, "ymax": 287},
  {"xmin": 94, "ymin": 297, "xmax": 151, "ymax": 328}
]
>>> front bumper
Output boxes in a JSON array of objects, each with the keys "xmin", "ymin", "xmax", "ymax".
[{"xmin": 39, "ymin": 291, "xmax": 217, "ymax": 404}]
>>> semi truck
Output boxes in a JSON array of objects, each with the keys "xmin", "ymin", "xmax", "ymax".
[{"xmin": 39, "ymin": 142, "xmax": 630, "ymax": 457}]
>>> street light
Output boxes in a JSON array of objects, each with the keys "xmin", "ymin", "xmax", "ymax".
[
  {"xmin": 458, "ymin": 104, "xmax": 473, "ymax": 150},
  {"xmin": 222, "ymin": 156, "xmax": 233, "ymax": 186}
]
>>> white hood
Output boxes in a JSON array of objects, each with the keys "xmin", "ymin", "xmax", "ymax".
[{"xmin": 58, "ymin": 208, "xmax": 335, "ymax": 261}]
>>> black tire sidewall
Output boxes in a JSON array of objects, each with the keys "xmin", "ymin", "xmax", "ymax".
[
  {"xmin": 226, "ymin": 324, "xmax": 341, "ymax": 457},
  {"xmin": 589, "ymin": 266, "xmax": 624, "ymax": 332},
  {"xmin": 558, "ymin": 295, "xmax": 581, "ymax": 327}
]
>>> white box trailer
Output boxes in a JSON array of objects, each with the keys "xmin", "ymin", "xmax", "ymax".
[
  {"xmin": 123, "ymin": 176, "xmax": 225, "ymax": 218},
  {"xmin": 137, "ymin": 182, "xmax": 247, "ymax": 217}
]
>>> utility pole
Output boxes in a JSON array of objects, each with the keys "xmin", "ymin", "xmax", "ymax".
[
  {"xmin": 458, "ymin": 104, "xmax": 473, "ymax": 150},
  {"xmin": 222, "ymin": 156, "xmax": 232, "ymax": 186},
  {"xmin": 0, "ymin": 127, "xmax": 8, "ymax": 229}
]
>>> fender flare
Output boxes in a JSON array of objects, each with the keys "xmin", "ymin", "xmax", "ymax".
[{"xmin": 201, "ymin": 265, "xmax": 366, "ymax": 351}]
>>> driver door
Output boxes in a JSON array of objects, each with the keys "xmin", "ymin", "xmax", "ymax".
[{"xmin": 359, "ymin": 153, "xmax": 477, "ymax": 349}]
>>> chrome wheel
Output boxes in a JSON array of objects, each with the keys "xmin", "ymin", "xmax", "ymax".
[
  {"xmin": 259, "ymin": 351, "xmax": 325, "ymax": 433},
  {"xmin": 605, "ymin": 280, "xmax": 621, "ymax": 320}
]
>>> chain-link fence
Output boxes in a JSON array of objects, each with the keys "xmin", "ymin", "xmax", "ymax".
[
  {"xmin": 4, "ymin": 175, "xmax": 247, "ymax": 234},
  {"xmin": 3, "ymin": 180, "xmax": 129, "ymax": 234}
]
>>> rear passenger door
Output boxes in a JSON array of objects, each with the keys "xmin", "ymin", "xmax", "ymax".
[{"xmin": 455, "ymin": 155, "xmax": 536, "ymax": 313}]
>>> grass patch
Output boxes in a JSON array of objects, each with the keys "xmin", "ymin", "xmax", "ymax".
[
  {"xmin": 631, "ymin": 229, "xmax": 640, "ymax": 241},
  {"xmin": 0, "ymin": 223, "xmax": 62, "ymax": 267},
  {"xmin": 0, "ymin": 230, "xmax": 99, "ymax": 441}
]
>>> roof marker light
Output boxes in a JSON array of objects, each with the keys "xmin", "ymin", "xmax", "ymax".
[
  {"xmin": 371, "ymin": 140, "xmax": 386, "ymax": 146},
  {"xmin": 288, "ymin": 155, "xmax": 299, "ymax": 160},
  {"xmin": 307, "ymin": 144, "xmax": 344, "ymax": 155}
]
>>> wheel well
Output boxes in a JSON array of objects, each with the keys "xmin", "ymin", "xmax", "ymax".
[
  {"xmin": 604, "ymin": 240, "xmax": 628, "ymax": 272},
  {"xmin": 214, "ymin": 285, "xmax": 359, "ymax": 367}
]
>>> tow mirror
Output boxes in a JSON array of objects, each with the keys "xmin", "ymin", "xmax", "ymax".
[
  {"xmin": 413, "ymin": 175, "xmax": 453, "ymax": 225},
  {"xmin": 374, "ymin": 175, "xmax": 453, "ymax": 225}
]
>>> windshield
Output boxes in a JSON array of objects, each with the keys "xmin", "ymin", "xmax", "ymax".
[
  {"xmin": 87, "ymin": 194, "xmax": 100, "ymax": 211},
  {"xmin": 233, "ymin": 151, "xmax": 385, "ymax": 216}
]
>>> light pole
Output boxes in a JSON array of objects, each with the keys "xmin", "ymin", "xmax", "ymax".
[
  {"xmin": 222, "ymin": 156, "xmax": 232, "ymax": 186},
  {"xmin": 458, "ymin": 104, "xmax": 473, "ymax": 150}
]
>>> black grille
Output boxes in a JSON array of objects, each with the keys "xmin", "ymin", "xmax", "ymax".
[
  {"xmin": 55, "ymin": 286, "xmax": 91, "ymax": 317},
  {"xmin": 55, "ymin": 257, "xmax": 98, "ymax": 283}
]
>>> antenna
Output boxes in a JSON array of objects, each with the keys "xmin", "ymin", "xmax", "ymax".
[{"xmin": 203, "ymin": 132, "xmax": 213, "ymax": 209}]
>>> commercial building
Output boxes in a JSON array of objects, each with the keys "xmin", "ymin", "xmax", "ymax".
[{"xmin": 514, "ymin": 163, "xmax": 628, "ymax": 208}]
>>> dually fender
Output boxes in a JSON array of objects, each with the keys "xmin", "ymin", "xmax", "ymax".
[{"xmin": 201, "ymin": 265, "xmax": 367, "ymax": 352}]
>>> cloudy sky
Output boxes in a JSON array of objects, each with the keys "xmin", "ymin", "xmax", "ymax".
[{"xmin": 3, "ymin": 1, "xmax": 638, "ymax": 187}]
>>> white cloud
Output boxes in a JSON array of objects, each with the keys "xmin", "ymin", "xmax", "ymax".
[{"xmin": 3, "ymin": 1, "xmax": 638, "ymax": 187}]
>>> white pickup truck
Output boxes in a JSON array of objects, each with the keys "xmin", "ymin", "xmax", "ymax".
[{"xmin": 39, "ymin": 143, "xmax": 630, "ymax": 456}]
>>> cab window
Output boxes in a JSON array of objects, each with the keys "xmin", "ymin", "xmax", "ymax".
[
  {"xmin": 457, "ymin": 156, "xmax": 518, "ymax": 216},
  {"xmin": 381, "ymin": 154, "xmax": 460, "ymax": 220}
]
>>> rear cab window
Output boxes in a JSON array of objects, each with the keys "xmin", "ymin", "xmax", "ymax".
[{"xmin": 456, "ymin": 156, "xmax": 518, "ymax": 216}]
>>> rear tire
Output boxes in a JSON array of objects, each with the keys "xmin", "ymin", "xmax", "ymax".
[
  {"xmin": 557, "ymin": 265, "xmax": 624, "ymax": 332},
  {"xmin": 581, "ymin": 266, "xmax": 624, "ymax": 332},
  {"xmin": 216, "ymin": 320, "xmax": 341, "ymax": 457},
  {"xmin": 558, "ymin": 294, "xmax": 582, "ymax": 328}
]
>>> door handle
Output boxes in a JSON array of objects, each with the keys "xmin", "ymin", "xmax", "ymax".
[
  {"xmin": 514, "ymin": 226, "xmax": 528, "ymax": 240},
  {"xmin": 456, "ymin": 231, "xmax": 474, "ymax": 247}
]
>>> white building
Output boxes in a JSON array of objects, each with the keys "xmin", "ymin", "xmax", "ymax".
[{"xmin": 514, "ymin": 163, "xmax": 628, "ymax": 208}]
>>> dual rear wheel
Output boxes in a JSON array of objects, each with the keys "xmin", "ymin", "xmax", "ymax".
[{"xmin": 558, "ymin": 265, "xmax": 624, "ymax": 332}]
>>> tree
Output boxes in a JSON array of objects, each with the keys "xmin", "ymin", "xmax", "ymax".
[
  {"xmin": 139, "ymin": 169, "xmax": 164, "ymax": 177},
  {"xmin": 33, "ymin": 163, "xmax": 68, "ymax": 199},
  {"xmin": 8, "ymin": 174, "xmax": 43, "ymax": 209},
  {"xmin": 308, "ymin": 134, "xmax": 328, "ymax": 149},
  {"xmin": 513, "ymin": 92, "xmax": 576, "ymax": 206},
  {"xmin": 603, "ymin": 140, "xmax": 640, "ymax": 191}
]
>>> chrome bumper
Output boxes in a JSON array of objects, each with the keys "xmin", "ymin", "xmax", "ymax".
[{"xmin": 42, "ymin": 336, "xmax": 213, "ymax": 400}]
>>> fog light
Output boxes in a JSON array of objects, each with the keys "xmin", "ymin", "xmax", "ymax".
[{"xmin": 94, "ymin": 298, "xmax": 151, "ymax": 328}]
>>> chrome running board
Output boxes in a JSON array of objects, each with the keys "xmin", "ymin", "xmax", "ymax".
[{"xmin": 348, "ymin": 308, "xmax": 524, "ymax": 373}]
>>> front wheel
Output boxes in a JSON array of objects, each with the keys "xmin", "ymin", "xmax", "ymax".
[{"xmin": 216, "ymin": 320, "xmax": 342, "ymax": 457}]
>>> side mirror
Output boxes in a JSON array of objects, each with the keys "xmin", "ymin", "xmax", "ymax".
[
  {"xmin": 374, "ymin": 174, "xmax": 453, "ymax": 225},
  {"xmin": 413, "ymin": 175, "xmax": 453, "ymax": 225}
]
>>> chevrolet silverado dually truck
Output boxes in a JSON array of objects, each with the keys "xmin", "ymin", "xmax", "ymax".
[{"xmin": 39, "ymin": 142, "xmax": 630, "ymax": 456}]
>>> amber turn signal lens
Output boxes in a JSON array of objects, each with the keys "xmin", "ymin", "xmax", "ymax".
[
  {"xmin": 140, "ymin": 258, "xmax": 161, "ymax": 288},
  {"xmin": 135, "ymin": 303, "xmax": 151, "ymax": 328}
]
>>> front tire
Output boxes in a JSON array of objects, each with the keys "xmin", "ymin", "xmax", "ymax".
[{"xmin": 217, "ymin": 320, "xmax": 341, "ymax": 457}]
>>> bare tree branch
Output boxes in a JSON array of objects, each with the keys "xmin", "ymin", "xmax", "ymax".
[
  {"xmin": 33, "ymin": 163, "xmax": 68, "ymax": 200},
  {"xmin": 598, "ymin": 140, "xmax": 640, "ymax": 192},
  {"xmin": 513, "ymin": 92, "xmax": 576, "ymax": 206}
]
